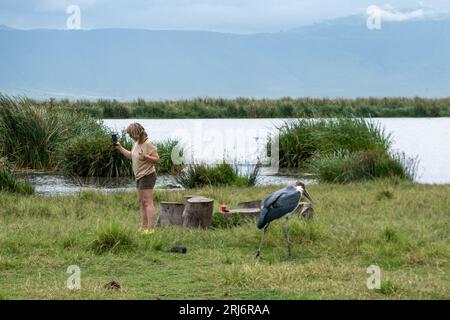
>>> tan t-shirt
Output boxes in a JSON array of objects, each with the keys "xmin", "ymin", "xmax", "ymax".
[{"xmin": 131, "ymin": 138, "xmax": 157, "ymax": 180}]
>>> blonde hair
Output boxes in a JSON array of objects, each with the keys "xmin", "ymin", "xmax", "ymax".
[{"xmin": 126, "ymin": 122, "xmax": 148, "ymax": 143}]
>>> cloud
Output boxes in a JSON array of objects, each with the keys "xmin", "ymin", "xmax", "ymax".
[
  {"xmin": 1, "ymin": 1, "xmax": 449, "ymax": 32},
  {"xmin": 366, "ymin": 5, "xmax": 438, "ymax": 22}
]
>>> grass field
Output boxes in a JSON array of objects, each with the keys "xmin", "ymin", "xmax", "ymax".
[{"xmin": 0, "ymin": 181, "xmax": 448, "ymax": 299}]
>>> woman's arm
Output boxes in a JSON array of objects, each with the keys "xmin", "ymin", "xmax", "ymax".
[
  {"xmin": 140, "ymin": 148, "xmax": 160, "ymax": 164},
  {"xmin": 115, "ymin": 143, "xmax": 132, "ymax": 160}
]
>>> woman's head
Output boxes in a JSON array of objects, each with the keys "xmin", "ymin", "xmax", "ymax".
[{"xmin": 126, "ymin": 122, "xmax": 148, "ymax": 143}]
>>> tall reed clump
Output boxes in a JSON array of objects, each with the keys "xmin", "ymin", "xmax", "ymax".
[
  {"xmin": 277, "ymin": 118, "xmax": 391, "ymax": 169},
  {"xmin": 0, "ymin": 94, "xmax": 74, "ymax": 169},
  {"xmin": 0, "ymin": 94, "xmax": 134, "ymax": 177},
  {"xmin": 175, "ymin": 162, "xmax": 260, "ymax": 188},
  {"xmin": 277, "ymin": 117, "xmax": 417, "ymax": 182},
  {"xmin": 309, "ymin": 150, "xmax": 417, "ymax": 183},
  {"xmin": 60, "ymin": 129, "xmax": 133, "ymax": 177},
  {"xmin": 0, "ymin": 158, "xmax": 34, "ymax": 195}
]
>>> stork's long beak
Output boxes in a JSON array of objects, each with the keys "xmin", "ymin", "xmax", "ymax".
[{"xmin": 303, "ymin": 189, "xmax": 313, "ymax": 203}]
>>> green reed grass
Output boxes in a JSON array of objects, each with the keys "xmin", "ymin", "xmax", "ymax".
[
  {"xmin": 277, "ymin": 118, "xmax": 391, "ymax": 169},
  {"xmin": 0, "ymin": 94, "xmax": 73, "ymax": 169},
  {"xmin": 0, "ymin": 94, "xmax": 186, "ymax": 178},
  {"xmin": 309, "ymin": 150, "xmax": 417, "ymax": 183},
  {"xmin": 175, "ymin": 162, "xmax": 260, "ymax": 188},
  {"xmin": 0, "ymin": 158, "xmax": 34, "ymax": 195},
  {"xmin": 31, "ymin": 96, "xmax": 450, "ymax": 119}
]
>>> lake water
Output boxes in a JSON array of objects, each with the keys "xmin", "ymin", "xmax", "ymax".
[
  {"xmin": 22, "ymin": 118, "xmax": 450, "ymax": 195},
  {"xmin": 104, "ymin": 118, "xmax": 450, "ymax": 184}
]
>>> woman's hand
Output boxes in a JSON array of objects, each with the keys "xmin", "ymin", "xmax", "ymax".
[{"xmin": 115, "ymin": 143, "xmax": 132, "ymax": 160}]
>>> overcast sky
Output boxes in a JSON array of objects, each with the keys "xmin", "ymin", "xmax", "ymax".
[{"xmin": 1, "ymin": 0, "xmax": 449, "ymax": 33}]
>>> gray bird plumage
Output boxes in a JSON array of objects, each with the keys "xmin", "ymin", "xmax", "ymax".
[
  {"xmin": 257, "ymin": 186, "xmax": 301, "ymax": 229},
  {"xmin": 255, "ymin": 181, "xmax": 313, "ymax": 258}
]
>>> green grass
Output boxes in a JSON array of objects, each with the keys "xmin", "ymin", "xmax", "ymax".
[
  {"xmin": 31, "ymin": 96, "xmax": 450, "ymax": 118},
  {"xmin": 0, "ymin": 181, "xmax": 448, "ymax": 299}
]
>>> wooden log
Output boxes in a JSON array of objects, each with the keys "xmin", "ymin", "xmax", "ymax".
[
  {"xmin": 238, "ymin": 200, "xmax": 262, "ymax": 209},
  {"xmin": 223, "ymin": 208, "xmax": 260, "ymax": 226},
  {"xmin": 182, "ymin": 196, "xmax": 214, "ymax": 228},
  {"xmin": 225, "ymin": 208, "xmax": 260, "ymax": 220},
  {"xmin": 157, "ymin": 202, "xmax": 185, "ymax": 227}
]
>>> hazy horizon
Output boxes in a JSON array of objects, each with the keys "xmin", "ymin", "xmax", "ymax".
[{"xmin": 1, "ymin": 0, "xmax": 450, "ymax": 33}]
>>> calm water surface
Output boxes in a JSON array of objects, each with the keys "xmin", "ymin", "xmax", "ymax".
[{"xmin": 104, "ymin": 118, "xmax": 450, "ymax": 184}]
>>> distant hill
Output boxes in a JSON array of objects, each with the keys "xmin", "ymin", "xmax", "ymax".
[{"xmin": 1, "ymin": 15, "xmax": 449, "ymax": 100}]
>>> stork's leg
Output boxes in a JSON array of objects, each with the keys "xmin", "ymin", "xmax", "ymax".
[
  {"xmin": 255, "ymin": 223, "xmax": 270, "ymax": 258},
  {"xmin": 285, "ymin": 217, "xmax": 291, "ymax": 257}
]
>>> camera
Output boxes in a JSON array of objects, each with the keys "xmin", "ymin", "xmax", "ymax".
[{"xmin": 111, "ymin": 134, "xmax": 118, "ymax": 146}]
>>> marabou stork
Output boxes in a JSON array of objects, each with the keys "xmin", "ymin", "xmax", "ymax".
[{"xmin": 255, "ymin": 181, "xmax": 313, "ymax": 258}]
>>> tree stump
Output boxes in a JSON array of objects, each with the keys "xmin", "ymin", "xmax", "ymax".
[
  {"xmin": 183, "ymin": 195, "xmax": 200, "ymax": 205},
  {"xmin": 157, "ymin": 202, "xmax": 185, "ymax": 227},
  {"xmin": 182, "ymin": 196, "xmax": 214, "ymax": 228}
]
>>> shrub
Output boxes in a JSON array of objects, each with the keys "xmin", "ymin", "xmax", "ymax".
[
  {"xmin": 277, "ymin": 118, "xmax": 391, "ymax": 169},
  {"xmin": 175, "ymin": 162, "xmax": 260, "ymax": 188},
  {"xmin": 61, "ymin": 130, "xmax": 133, "ymax": 177},
  {"xmin": 309, "ymin": 150, "xmax": 417, "ymax": 183},
  {"xmin": 0, "ymin": 94, "xmax": 118, "ymax": 176},
  {"xmin": 0, "ymin": 94, "xmax": 73, "ymax": 169}
]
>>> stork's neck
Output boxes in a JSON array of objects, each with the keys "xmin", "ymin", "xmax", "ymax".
[{"xmin": 295, "ymin": 186, "xmax": 304, "ymax": 192}]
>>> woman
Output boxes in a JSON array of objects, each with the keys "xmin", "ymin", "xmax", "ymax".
[{"xmin": 115, "ymin": 123, "xmax": 160, "ymax": 234}]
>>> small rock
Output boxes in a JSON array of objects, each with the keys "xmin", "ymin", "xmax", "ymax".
[{"xmin": 170, "ymin": 246, "xmax": 187, "ymax": 254}]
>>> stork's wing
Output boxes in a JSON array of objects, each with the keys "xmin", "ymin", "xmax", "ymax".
[
  {"xmin": 262, "ymin": 187, "xmax": 287, "ymax": 208},
  {"xmin": 257, "ymin": 186, "xmax": 301, "ymax": 229}
]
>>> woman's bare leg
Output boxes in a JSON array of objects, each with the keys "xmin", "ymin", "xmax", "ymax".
[
  {"xmin": 137, "ymin": 189, "xmax": 148, "ymax": 229},
  {"xmin": 138, "ymin": 189, "xmax": 156, "ymax": 230}
]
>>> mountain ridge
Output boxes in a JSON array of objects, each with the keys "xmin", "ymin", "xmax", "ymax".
[{"xmin": 1, "ymin": 16, "xmax": 449, "ymax": 100}]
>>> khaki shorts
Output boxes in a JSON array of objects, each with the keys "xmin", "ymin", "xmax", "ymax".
[{"xmin": 136, "ymin": 172, "xmax": 157, "ymax": 190}]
